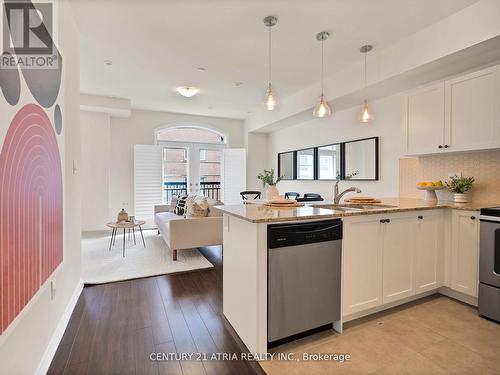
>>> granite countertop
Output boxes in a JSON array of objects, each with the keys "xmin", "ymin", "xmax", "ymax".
[{"xmin": 214, "ymin": 198, "xmax": 498, "ymax": 223}]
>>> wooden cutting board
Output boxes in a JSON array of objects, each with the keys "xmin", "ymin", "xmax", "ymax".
[
  {"xmin": 264, "ymin": 202, "xmax": 305, "ymax": 207},
  {"xmin": 345, "ymin": 198, "xmax": 382, "ymax": 203}
]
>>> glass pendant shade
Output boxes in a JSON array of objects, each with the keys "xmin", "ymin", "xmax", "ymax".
[
  {"xmin": 313, "ymin": 94, "xmax": 332, "ymax": 118},
  {"xmin": 358, "ymin": 45, "xmax": 374, "ymax": 123},
  {"xmin": 264, "ymin": 83, "xmax": 277, "ymax": 110},
  {"xmin": 263, "ymin": 16, "xmax": 278, "ymax": 110},
  {"xmin": 358, "ymin": 100, "xmax": 374, "ymax": 123},
  {"xmin": 313, "ymin": 31, "xmax": 332, "ymax": 118}
]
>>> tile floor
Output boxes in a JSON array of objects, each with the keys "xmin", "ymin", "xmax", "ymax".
[{"xmin": 261, "ymin": 295, "xmax": 500, "ymax": 375}]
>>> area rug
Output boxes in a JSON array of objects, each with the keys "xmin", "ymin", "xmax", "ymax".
[{"xmin": 82, "ymin": 230, "xmax": 213, "ymax": 284}]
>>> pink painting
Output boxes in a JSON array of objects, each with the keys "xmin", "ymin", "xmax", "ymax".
[
  {"xmin": 0, "ymin": 104, "xmax": 63, "ymax": 334},
  {"xmin": 0, "ymin": 0, "xmax": 64, "ymax": 334}
]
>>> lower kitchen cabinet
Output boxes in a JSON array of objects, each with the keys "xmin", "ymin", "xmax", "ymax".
[
  {"xmin": 343, "ymin": 210, "xmax": 445, "ymax": 317},
  {"xmin": 342, "ymin": 215, "xmax": 384, "ymax": 315},
  {"xmin": 451, "ymin": 210, "xmax": 480, "ymax": 297},
  {"xmin": 415, "ymin": 210, "xmax": 444, "ymax": 293},
  {"xmin": 382, "ymin": 214, "xmax": 416, "ymax": 304}
]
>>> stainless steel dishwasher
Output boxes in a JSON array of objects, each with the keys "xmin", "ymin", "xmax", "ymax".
[{"xmin": 267, "ymin": 219, "xmax": 342, "ymax": 347}]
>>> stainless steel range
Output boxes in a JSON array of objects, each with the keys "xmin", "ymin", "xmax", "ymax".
[{"xmin": 478, "ymin": 207, "xmax": 500, "ymax": 322}]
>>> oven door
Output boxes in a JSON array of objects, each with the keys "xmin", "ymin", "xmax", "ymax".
[{"xmin": 479, "ymin": 218, "xmax": 500, "ymax": 287}]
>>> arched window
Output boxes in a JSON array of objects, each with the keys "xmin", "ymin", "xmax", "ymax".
[
  {"xmin": 156, "ymin": 125, "xmax": 226, "ymax": 144},
  {"xmin": 154, "ymin": 125, "xmax": 227, "ymax": 202}
]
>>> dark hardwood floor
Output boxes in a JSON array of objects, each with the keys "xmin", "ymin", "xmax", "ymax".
[{"xmin": 49, "ymin": 246, "xmax": 265, "ymax": 375}]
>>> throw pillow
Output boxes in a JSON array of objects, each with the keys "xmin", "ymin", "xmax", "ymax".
[
  {"xmin": 185, "ymin": 196, "xmax": 209, "ymax": 218},
  {"xmin": 175, "ymin": 195, "xmax": 188, "ymax": 216},
  {"xmin": 169, "ymin": 195, "xmax": 179, "ymax": 212},
  {"xmin": 206, "ymin": 199, "xmax": 223, "ymax": 217}
]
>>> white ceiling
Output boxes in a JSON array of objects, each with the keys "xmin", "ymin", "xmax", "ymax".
[{"xmin": 71, "ymin": 0, "xmax": 479, "ymax": 119}]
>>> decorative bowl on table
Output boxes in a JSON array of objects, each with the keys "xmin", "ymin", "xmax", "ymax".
[{"xmin": 416, "ymin": 182, "xmax": 445, "ymax": 201}]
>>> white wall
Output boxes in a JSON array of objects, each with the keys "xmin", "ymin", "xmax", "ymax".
[
  {"xmin": 0, "ymin": 1, "xmax": 82, "ymax": 373},
  {"xmin": 80, "ymin": 111, "xmax": 111, "ymax": 230},
  {"xmin": 109, "ymin": 109, "xmax": 245, "ymax": 217},
  {"xmin": 267, "ymin": 93, "xmax": 403, "ymax": 200},
  {"xmin": 245, "ymin": 132, "xmax": 269, "ymax": 191}
]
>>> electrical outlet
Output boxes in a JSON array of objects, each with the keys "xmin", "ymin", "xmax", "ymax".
[{"xmin": 51, "ymin": 279, "xmax": 56, "ymax": 300}]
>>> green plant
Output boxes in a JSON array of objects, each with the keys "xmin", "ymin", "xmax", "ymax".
[
  {"xmin": 257, "ymin": 169, "xmax": 282, "ymax": 187},
  {"xmin": 445, "ymin": 174, "xmax": 475, "ymax": 194}
]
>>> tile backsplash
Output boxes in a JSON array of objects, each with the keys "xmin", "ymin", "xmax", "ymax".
[{"xmin": 399, "ymin": 150, "xmax": 500, "ymax": 203}]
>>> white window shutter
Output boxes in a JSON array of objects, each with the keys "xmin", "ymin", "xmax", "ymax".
[
  {"xmin": 134, "ymin": 145, "xmax": 163, "ymax": 228},
  {"xmin": 221, "ymin": 149, "xmax": 246, "ymax": 205}
]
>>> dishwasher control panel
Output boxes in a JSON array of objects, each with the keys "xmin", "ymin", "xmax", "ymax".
[{"xmin": 268, "ymin": 219, "xmax": 342, "ymax": 248}]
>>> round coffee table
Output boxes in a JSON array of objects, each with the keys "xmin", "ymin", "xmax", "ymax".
[{"xmin": 106, "ymin": 220, "xmax": 146, "ymax": 257}]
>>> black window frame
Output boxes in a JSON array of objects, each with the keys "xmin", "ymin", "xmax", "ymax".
[{"xmin": 275, "ymin": 136, "xmax": 379, "ymax": 182}]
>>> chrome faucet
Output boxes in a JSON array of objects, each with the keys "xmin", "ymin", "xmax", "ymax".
[{"xmin": 333, "ymin": 180, "xmax": 362, "ymax": 204}]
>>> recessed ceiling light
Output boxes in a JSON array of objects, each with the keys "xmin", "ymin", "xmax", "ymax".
[
  {"xmin": 104, "ymin": 59, "xmax": 113, "ymax": 66},
  {"xmin": 234, "ymin": 82, "xmax": 243, "ymax": 87},
  {"xmin": 176, "ymin": 86, "xmax": 199, "ymax": 97},
  {"xmin": 197, "ymin": 67, "xmax": 206, "ymax": 72}
]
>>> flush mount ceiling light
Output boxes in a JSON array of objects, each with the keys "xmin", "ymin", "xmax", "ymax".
[
  {"xmin": 358, "ymin": 44, "xmax": 374, "ymax": 123},
  {"xmin": 263, "ymin": 15, "xmax": 278, "ymax": 111},
  {"xmin": 176, "ymin": 86, "xmax": 199, "ymax": 97},
  {"xmin": 313, "ymin": 31, "xmax": 332, "ymax": 118}
]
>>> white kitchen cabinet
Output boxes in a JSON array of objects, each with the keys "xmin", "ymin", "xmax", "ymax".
[
  {"xmin": 382, "ymin": 214, "xmax": 416, "ymax": 304},
  {"xmin": 445, "ymin": 66, "xmax": 500, "ymax": 153},
  {"xmin": 451, "ymin": 210, "xmax": 480, "ymax": 297},
  {"xmin": 402, "ymin": 64, "xmax": 500, "ymax": 156},
  {"xmin": 343, "ymin": 210, "xmax": 447, "ymax": 317},
  {"xmin": 415, "ymin": 210, "xmax": 444, "ymax": 293},
  {"xmin": 403, "ymin": 82, "xmax": 445, "ymax": 155},
  {"xmin": 342, "ymin": 215, "xmax": 384, "ymax": 316}
]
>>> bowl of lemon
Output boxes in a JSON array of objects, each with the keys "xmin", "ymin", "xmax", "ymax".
[{"xmin": 416, "ymin": 181, "xmax": 445, "ymax": 201}]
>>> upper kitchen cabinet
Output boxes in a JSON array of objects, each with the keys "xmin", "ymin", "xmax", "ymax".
[
  {"xmin": 402, "ymin": 64, "xmax": 500, "ymax": 156},
  {"xmin": 444, "ymin": 66, "xmax": 500, "ymax": 153},
  {"xmin": 403, "ymin": 82, "xmax": 445, "ymax": 155}
]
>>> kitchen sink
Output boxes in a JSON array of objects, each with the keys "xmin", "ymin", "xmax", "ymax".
[{"xmin": 313, "ymin": 204, "xmax": 397, "ymax": 211}]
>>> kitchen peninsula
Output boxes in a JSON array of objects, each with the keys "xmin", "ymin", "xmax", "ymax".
[{"xmin": 216, "ymin": 198, "xmax": 489, "ymax": 354}]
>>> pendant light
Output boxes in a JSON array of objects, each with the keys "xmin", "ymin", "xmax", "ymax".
[
  {"xmin": 263, "ymin": 16, "xmax": 278, "ymax": 110},
  {"xmin": 358, "ymin": 44, "xmax": 374, "ymax": 123},
  {"xmin": 313, "ymin": 31, "xmax": 332, "ymax": 118}
]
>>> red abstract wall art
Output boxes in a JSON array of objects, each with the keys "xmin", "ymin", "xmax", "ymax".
[{"xmin": 0, "ymin": 104, "xmax": 63, "ymax": 334}]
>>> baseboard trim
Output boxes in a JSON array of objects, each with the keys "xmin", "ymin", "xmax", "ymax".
[
  {"xmin": 36, "ymin": 279, "xmax": 84, "ymax": 375},
  {"xmin": 343, "ymin": 287, "xmax": 479, "ymax": 324},
  {"xmin": 438, "ymin": 286, "xmax": 478, "ymax": 307},
  {"xmin": 343, "ymin": 290, "xmax": 438, "ymax": 323}
]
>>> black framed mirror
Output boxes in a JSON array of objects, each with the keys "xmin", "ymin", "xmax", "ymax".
[
  {"xmin": 317, "ymin": 144, "xmax": 341, "ymax": 180},
  {"xmin": 278, "ymin": 151, "xmax": 295, "ymax": 180},
  {"xmin": 296, "ymin": 148, "xmax": 315, "ymax": 180},
  {"xmin": 344, "ymin": 137, "xmax": 379, "ymax": 180}
]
